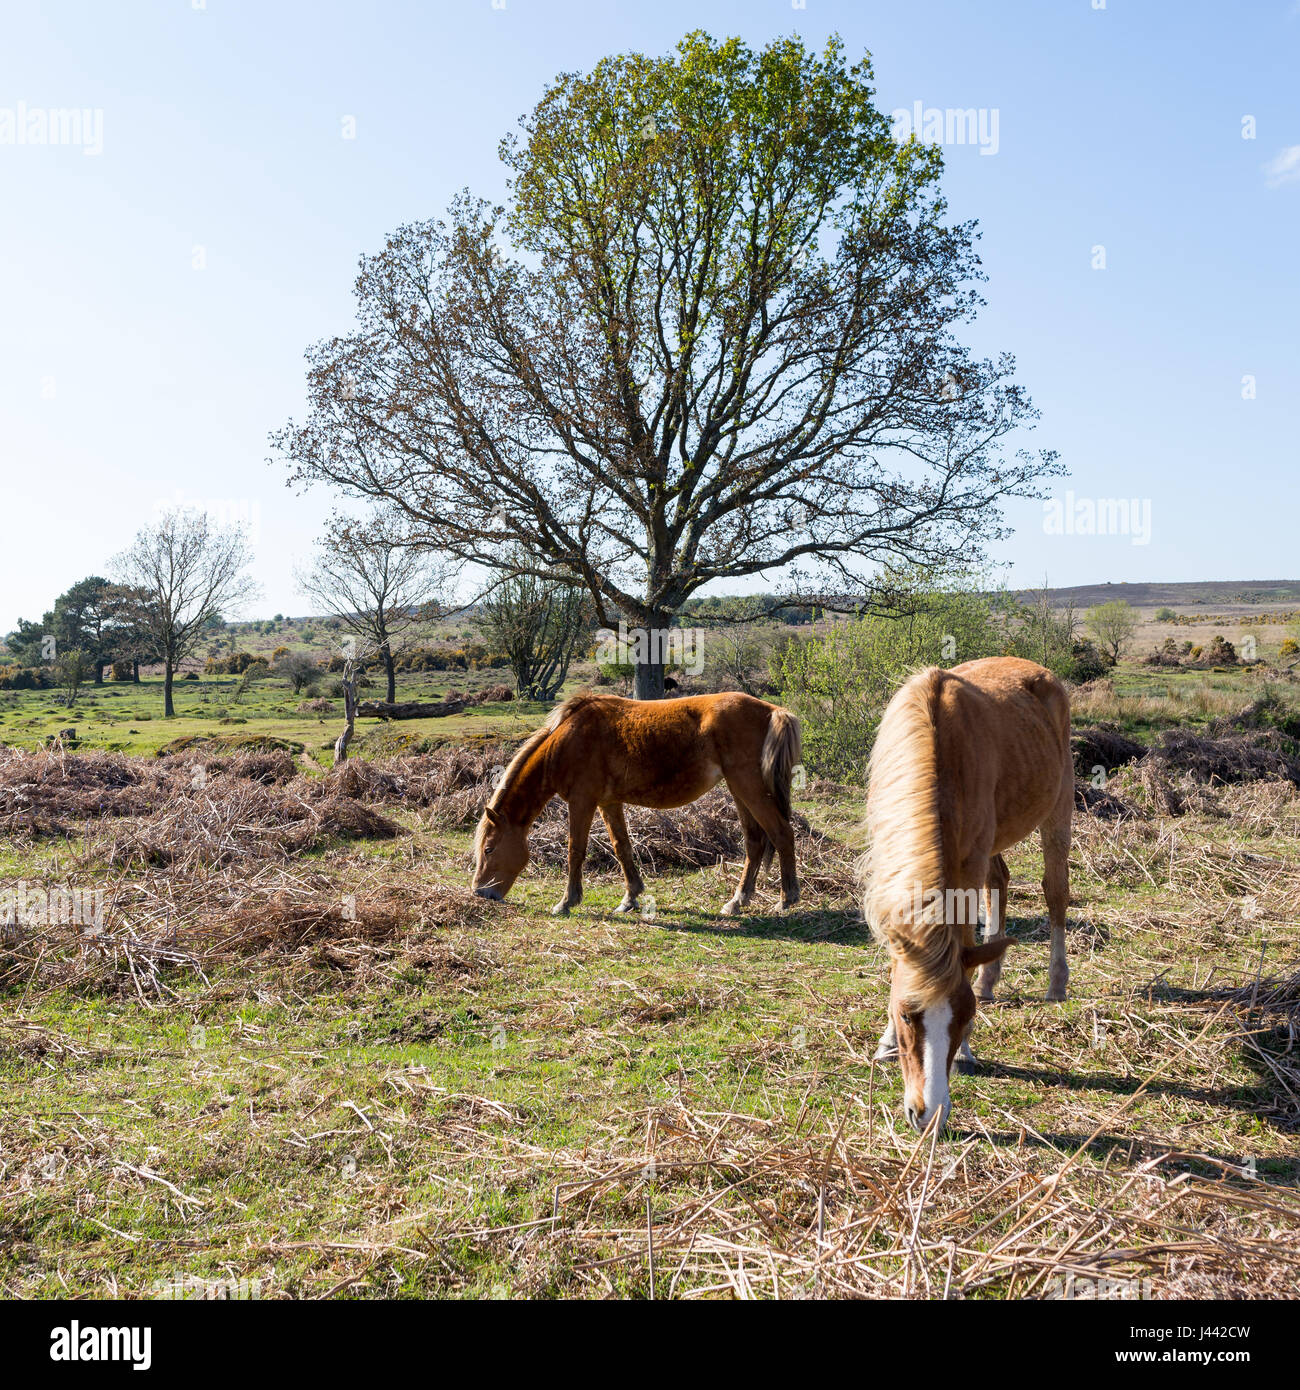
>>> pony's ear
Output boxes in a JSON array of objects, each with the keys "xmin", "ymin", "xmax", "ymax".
[
  {"xmin": 962, "ymin": 936, "xmax": 1012, "ymax": 970},
  {"xmin": 484, "ymin": 805, "xmax": 503, "ymax": 827}
]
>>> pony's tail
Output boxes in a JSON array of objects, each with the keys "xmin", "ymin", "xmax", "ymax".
[
  {"xmin": 859, "ymin": 668, "xmax": 947, "ymax": 949},
  {"xmin": 759, "ymin": 706, "xmax": 802, "ymax": 871}
]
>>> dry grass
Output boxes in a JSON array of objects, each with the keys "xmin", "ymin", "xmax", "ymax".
[{"xmin": 1, "ymin": 736, "xmax": 1298, "ymax": 1300}]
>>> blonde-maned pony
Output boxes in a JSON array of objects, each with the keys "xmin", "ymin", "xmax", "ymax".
[{"xmin": 860, "ymin": 657, "xmax": 1074, "ymax": 1133}]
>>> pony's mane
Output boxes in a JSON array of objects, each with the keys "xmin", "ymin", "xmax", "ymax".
[
  {"xmin": 479, "ymin": 693, "xmax": 603, "ymax": 837},
  {"xmin": 857, "ymin": 667, "xmax": 962, "ymax": 1004}
]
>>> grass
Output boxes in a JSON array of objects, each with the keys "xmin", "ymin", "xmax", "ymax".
[
  {"xmin": 2, "ymin": 722, "xmax": 1299, "ymax": 1299},
  {"xmin": 0, "ymin": 672, "xmax": 548, "ymax": 764},
  {"xmin": 1069, "ymin": 668, "xmax": 1299, "ymax": 736}
]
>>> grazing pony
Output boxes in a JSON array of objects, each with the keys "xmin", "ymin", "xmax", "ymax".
[
  {"xmin": 472, "ymin": 692, "xmax": 803, "ymax": 917},
  {"xmin": 859, "ymin": 657, "xmax": 1073, "ymax": 1133}
]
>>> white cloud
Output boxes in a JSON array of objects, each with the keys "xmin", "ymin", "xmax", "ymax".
[{"xmin": 1264, "ymin": 145, "xmax": 1300, "ymax": 187}]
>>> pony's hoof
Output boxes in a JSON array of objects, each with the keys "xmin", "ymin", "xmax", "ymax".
[
  {"xmin": 953, "ymin": 1056, "xmax": 979, "ymax": 1076},
  {"xmin": 551, "ymin": 902, "xmax": 572, "ymax": 917},
  {"xmin": 719, "ymin": 898, "xmax": 741, "ymax": 917},
  {"xmin": 613, "ymin": 898, "xmax": 637, "ymax": 914},
  {"xmin": 1046, "ymin": 988, "xmax": 1067, "ymax": 1003},
  {"xmin": 781, "ymin": 890, "xmax": 801, "ymax": 911},
  {"xmin": 976, "ymin": 992, "xmax": 995, "ymax": 1005}
]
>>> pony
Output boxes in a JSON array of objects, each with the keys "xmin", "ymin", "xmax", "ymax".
[
  {"xmin": 859, "ymin": 657, "xmax": 1074, "ymax": 1133},
  {"xmin": 472, "ymin": 691, "xmax": 803, "ymax": 917}
]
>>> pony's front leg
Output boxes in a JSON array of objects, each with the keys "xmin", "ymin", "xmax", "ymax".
[
  {"xmin": 599, "ymin": 804, "xmax": 644, "ymax": 913},
  {"xmin": 553, "ymin": 799, "xmax": 595, "ymax": 917}
]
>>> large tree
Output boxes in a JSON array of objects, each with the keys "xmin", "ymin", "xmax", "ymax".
[
  {"xmin": 112, "ymin": 510, "xmax": 258, "ymax": 716},
  {"xmin": 296, "ymin": 516, "xmax": 442, "ymax": 703},
  {"xmin": 273, "ymin": 31, "xmax": 1059, "ymax": 698}
]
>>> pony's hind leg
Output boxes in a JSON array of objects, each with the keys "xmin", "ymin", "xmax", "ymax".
[
  {"xmin": 1041, "ymin": 797, "xmax": 1072, "ymax": 1001},
  {"xmin": 974, "ymin": 853, "xmax": 1010, "ymax": 1003},
  {"xmin": 553, "ymin": 798, "xmax": 595, "ymax": 917},
  {"xmin": 734, "ymin": 789, "xmax": 799, "ymax": 911},
  {"xmin": 720, "ymin": 792, "xmax": 766, "ymax": 917},
  {"xmin": 600, "ymin": 803, "xmax": 645, "ymax": 913}
]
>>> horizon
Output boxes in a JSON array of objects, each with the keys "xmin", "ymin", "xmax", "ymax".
[
  {"xmin": 116, "ymin": 576, "xmax": 1300, "ymax": 634},
  {"xmin": 2, "ymin": 0, "xmax": 1297, "ymax": 632}
]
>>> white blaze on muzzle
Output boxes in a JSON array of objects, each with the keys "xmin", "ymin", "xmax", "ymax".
[{"xmin": 919, "ymin": 998, "xmax": 953, "ymax": 1127}]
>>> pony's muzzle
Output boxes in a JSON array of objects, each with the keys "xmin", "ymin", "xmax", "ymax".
[
  {"xmin": 905, "ymin": 1102, "xmax": 950, "ymax": 1135},
  {"xmin": 473, "ymin": 885, "xmax": 505, "ymax": 902}
]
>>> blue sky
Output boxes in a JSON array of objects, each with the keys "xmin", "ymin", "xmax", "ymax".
[{"xmin": 1, "ymin": 0, "xmax": 1296, "ymax": 629}]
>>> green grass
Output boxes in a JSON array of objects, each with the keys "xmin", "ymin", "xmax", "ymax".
[
  {"xmin": 2, "ymin": 655, "xmax": 1299, "ymax": 1297},
  {"xmin": 0, "ymin": 672, "xmax": 548, "ymax": 762}
]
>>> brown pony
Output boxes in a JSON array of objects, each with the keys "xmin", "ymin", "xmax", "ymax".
[
  {"xmin": 859, "ymin": 657, "xmax": 1073, "ymax": 1133},
  {"xmin": 472, "ymin": 692, "xmax": 803, "ymax": 917}
]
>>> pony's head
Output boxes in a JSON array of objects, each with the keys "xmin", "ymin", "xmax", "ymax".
[
  {"xmin": 890, "ymin": 936, "xmax": 1010, "ymax": 1133},
  {"xmin": 472, "ymin": 805, "xmax": 529, "ymax": 901}
]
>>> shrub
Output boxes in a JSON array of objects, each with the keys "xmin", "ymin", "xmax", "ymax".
[
  {"xmin": 1067, "ymin": 639, "xmax": 1110, "ymax": 683},
  {"xmin": 777, "ymin": 587, "xmax": 1005, "ymax": 779},
  {"xmin": 0, "ymin": 665, "xmax": 53, "ymax": 690},
  {"xmin": 274, "ymin": 651, "xmax": 321, "ymax": 694}
]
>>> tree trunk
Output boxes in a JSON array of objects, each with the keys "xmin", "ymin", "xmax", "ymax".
[
  {"xmin": 132, "ymin": 661, "xmax": 140, "ymax": 683},
  {"xmin": 94, "ymin": 663, "xmax": 104, "ymax": 686},
  {"xmin": 163, "ymin": 661, "xmax": 175, "ymax": 718},
  {"xmin": 334, "ymin": 664, "xmax": 359, "ymax": 764},
  {"xmin": 631, "ymin": 616, "xmax": 671, "ymax": 700},
  {"xmin": 382, "ymin": 645, "xmax": 396, "ymax": 704}
]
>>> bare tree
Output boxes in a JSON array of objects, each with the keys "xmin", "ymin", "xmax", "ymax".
[
  {"xmin": 273, "ymin": 34, "xmax": 1058, "ymax": 698},
  {"xmin": 297, "ymin": 517, "xmax": 441, "ymax": 704},
  {"xmin": 481, "ymin": 559, "xmax": 592, "ymax": 699},
  {"xmin": 112, "ymin": 510, "xmax": 258, "ymax": 716},
  {"xmin": 1020, "ymin": 576, "xmax": 1078, "ymax": 670},
  {"xmin": 334, "ymin": 659, "xmax": 360, "ymax": 765}
]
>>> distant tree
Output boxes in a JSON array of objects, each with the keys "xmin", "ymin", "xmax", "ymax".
[
  {"xmin": 1085, "ymin": 599, "xmax": 1139, "ymax": 665},
  {"xmin": 274, "ymin": 650, "xmax": 320, "ymax": 694},
  {"xmin": 1155, "ymin": 606, "xmax": 1176, "ymax": 622},
  {"xmin": 45, "ymin": 577, "xmax": 118, "ymax": 684},
  {"xmin": 102, "ymin": 584, "xmax": 162, "ymax": 681},
  {"xmin": 272, "ymin": 32, "xmax": 1059, "ymax": 699},
  {"xmin": 297, "ymin": 518, "xmax": 442, "ymax": 704},
  {"xmin": 229, "ymin": 658, "xmax": 271, "ymax": 706},
  {"xmin": 112, "ymin": 509, "xmax": 258, "ymax": 716},
  {"xmin": 1014, "ymin": 578, "xmax": 1078, "ymax": 674},
  {"xmin": 2, "ymin": 617, "xmax": 48, "ymax": 668},
  {"xmin": 481, "ymin": 559, "xmax": 593, "ymax": 700},
  {"xmin": 56, "ymin": 647, "xmax": 90, "ymax": 706},
  {"xmin": 714, "ymin": 627, "xmax": 776, "ymax": 696}
]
